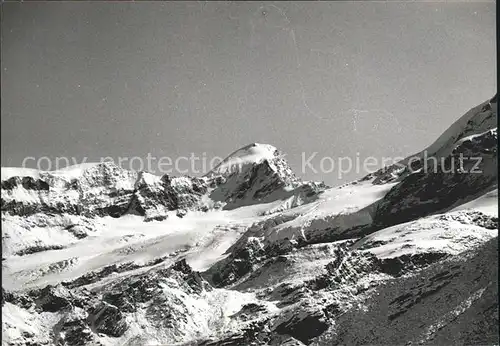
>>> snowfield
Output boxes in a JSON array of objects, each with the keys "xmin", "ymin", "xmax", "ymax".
[{"xmin": 353, "ymin": 210, "xmax": 498, "ymax": 259}]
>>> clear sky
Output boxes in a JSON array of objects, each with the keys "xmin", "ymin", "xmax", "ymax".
[{"xmin": 1, "ymin": 1, "xmax": 496, "ymax": 185}]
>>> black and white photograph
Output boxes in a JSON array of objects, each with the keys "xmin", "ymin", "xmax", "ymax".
[{"xmin": 1, "ymin": 1, "xmax": 498, "ymax": 345}]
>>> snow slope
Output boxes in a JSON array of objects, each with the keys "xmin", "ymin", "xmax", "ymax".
[
  {"xmin": 206, "ymin": 143, "xmax": 281, "ymax": 177},
  {"xmin": 451, "ymin": 188, "xmax": 498, "ymax": 216},
  {"xmin": 367, "ymin": 94, "xmax": 497, "ymax": 185}
]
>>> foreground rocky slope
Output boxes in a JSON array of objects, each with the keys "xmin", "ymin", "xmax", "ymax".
[{"xmin": 1, "ymin": 96, "xmax": 498, "ymax": 345}]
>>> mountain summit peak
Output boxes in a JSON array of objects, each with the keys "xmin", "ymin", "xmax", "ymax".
[{"xmin": 206, "ymin": 143, "xmax": 280, "ymax": 177}]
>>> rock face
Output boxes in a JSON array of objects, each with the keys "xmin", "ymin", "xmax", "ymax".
[
  {"xmin": 313, "ymin": 237, "xmax": 499, "ymax": 346},
  {"xmin": 372, "ymin": 127, "xmax": 497, "ymax": 229},
  {"xmin": 0, "ymin": 163, "xmax": 211, "ymax": 221},
  {"xmin": 1, "ymin": 97, "xmax": 498, "ymax": 346},
  {"xmin": 369, "ymin": 95, "xmax": 498, "ymax": 185}
]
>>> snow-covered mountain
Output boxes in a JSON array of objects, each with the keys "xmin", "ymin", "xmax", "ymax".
[
  {"xmin": 205, "ymin": 143, "xmax": 325, "ymax": 210},
  {"xmin": 1, "ymin": 96, "xmax": 498, "ymax": 346}
]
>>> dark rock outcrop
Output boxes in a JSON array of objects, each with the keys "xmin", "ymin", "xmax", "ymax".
[
  {"xmin": 373, "ymin": 128, "xmax": 497, "ymax": 229},
  {"xmin": 87, "ymin": 302, "xmax": 128, "ymax": 337}
]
